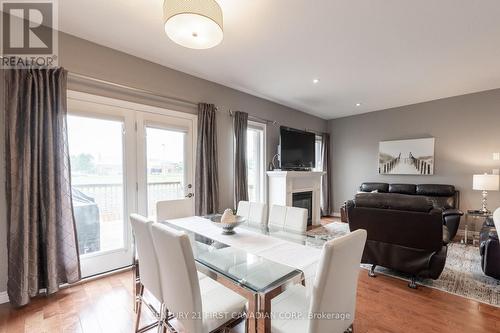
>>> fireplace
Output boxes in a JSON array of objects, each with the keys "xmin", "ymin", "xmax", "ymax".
[
  {"xmin": 267, "ymin": 171, "xmax": 325, "ymax": 226},
  {"xmin": 292, "ymin": 191, "xmax": 313, "ymax": 226}
]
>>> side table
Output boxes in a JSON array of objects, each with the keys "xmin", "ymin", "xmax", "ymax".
[{"xmin": 464, "ymin": 210, "xmax": 492, "ymax": 246}]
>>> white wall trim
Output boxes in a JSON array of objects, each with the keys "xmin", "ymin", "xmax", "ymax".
[{"xmin": 0, "ymin": 291, "xmax": 9, "ymax": 304}]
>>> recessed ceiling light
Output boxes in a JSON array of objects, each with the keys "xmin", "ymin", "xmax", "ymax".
[
  {"xmin": 313, "ymin": 79, "xmax": 320, "ymax": 84},
  {"xmin": 355, "ymin": 103, "xmax": 362, "ymax": 107}
]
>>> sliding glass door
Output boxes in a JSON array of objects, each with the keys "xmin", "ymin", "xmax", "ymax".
[{"xmin": 67, "ymin": 92, "xmax": 196, "ymax": 277}]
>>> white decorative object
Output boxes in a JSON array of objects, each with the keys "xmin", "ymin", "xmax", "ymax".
[
  {"xmin": 221, "ymin": 208, "xmax": 236, "ymax": 223},
  {"xmin": 473, "ymin": 174, "xmax": 499, "ymax": 213},
  {"xmin": 267, "ymin": 171, "xmax": 325, "ymax": 226},
  {"xmin": 163, "ymin": 0, "xmax": 223, "ymax": 49},
  {"xmin": 210, "ymin": 214, "xmax": 245, "ymax": 235},
  {"xmin": 379, "ymin": 138, "xmax": 435, "ymax": 175}
]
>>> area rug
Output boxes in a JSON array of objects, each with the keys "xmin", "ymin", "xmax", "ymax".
[{"xmin": 306, "ymin": 222, "xmax": 500, "ymax": 307}]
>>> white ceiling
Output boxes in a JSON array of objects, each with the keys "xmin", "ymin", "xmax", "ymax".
[{"xmin": 59, "ymin": 0, "xmax": 500, "ymax": 119}]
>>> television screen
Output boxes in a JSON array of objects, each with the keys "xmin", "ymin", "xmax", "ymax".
[{"xmin": 280, "ymin": 127, "xmax": 315, "ymax": 169}]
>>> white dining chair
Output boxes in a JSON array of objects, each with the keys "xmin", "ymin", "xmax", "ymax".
[
  {"xmin": 237, "ymin": 200, "xmax": 268, "ymax": 225},
  {"xmin": 268, "ymin": 205, "xmax": 308, "ymax": 233},
  {"xmin": 151, "ymin": 223, "xmax": 248, "ymax": 333},
  {"xmin": 130, "ymin": 214, "xmax": 166, "ymax": 333},
  {"xmin": 156, "ymin": 199, "xmax": 192, "ymax": 221},
  {"xmin": 271, "ymin": 229, "xmax": 367, "ymax": 333}
]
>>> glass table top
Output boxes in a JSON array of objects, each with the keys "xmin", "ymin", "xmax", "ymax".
[
  {"xmin": 203, "ymin": 214, "xmax": 332, "ymax": 248},
  {"xmin": 161, "ymin": 219, "xmax": 322, "ymax": 293}
]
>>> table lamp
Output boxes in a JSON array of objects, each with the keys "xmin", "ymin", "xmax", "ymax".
[{"xmin": 473, "ymin": 174, "xmax": 499, "ymax": 213}]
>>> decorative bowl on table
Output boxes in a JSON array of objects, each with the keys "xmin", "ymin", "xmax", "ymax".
[{"xmin": 210, "ymin": 215, "xmax": 246, "ymax": 235}]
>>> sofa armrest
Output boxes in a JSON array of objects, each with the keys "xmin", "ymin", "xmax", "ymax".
[
  {"xmin": 442, "ymin": 225, "xmax": 451, "ymax": 245},
  {"xmin": 489, "ymin": 229, "xmax": 499, "ymax": 241},
  {"xmin": 442, "ymin": 209, "xmax": 463, "ymax": 217},
  {"xmin": 442, "ymin": 209, "xmax": 463, "ymax": 241},
  {"xmin": 480, "ymin": 230, "xmax": 498, "ymax": 255}
]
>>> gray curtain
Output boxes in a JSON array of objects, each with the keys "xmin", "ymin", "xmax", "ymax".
[
  {"xmin": 233, "ymin": 111, "xmax": 248, "ymax": 207},
  {"xmin": 195, "ymin": 103, "xmax": 219, "ymax": 215},
  {"xmin": 321, "ymin": 132, "xmax": 333, "ymax": 216},
  {"xmin": 5, "ymin": 68, "xmax": 81, "ymax": 307}
]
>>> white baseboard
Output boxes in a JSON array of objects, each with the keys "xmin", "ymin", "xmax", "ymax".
[
  {"xmin": 332, "ymin": 212, "xmax": 341, "ymax": 217},
  {"xmin": 0, "ymin": 291, "xmax": 9, "ymax": 304}
]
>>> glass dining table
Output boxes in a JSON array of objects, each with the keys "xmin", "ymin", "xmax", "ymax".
[{"xmin": 153, "ymin": 216, "xmax": 330, "ymax": 333}]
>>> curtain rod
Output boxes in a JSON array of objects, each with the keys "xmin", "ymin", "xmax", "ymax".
[
  {"xmin": 227, "ymin": 109, "xmax": 277, "ymax": 126},
  {"xmin": 68, "ymin": 72, "xmax": 199, "ymax": 108}
]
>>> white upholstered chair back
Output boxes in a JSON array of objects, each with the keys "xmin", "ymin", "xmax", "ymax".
[
  {"xmin": 237, "ymin": 201, "xmax": 268, "ymax": 225},
  {"xmin": 129, "ymin": 214, "xmax": 163, "ymax": 302},
  {"xmin": 156, "ymin": 199, "xmax": 192, "ymax": 221},
  {"xmin": 268, "ymin": 205, "xmax": 308, "ymax": 233},
  {"xmin": 307, "ymin": 229, "xmax": 367, "ymax": 333},
  {"xmin": 493, "ymin": 207, "xmax": 500, "ymax": 231},
  {"xmin": 151, "ymin": 223, "xmax": 204, "ymax": 333}
]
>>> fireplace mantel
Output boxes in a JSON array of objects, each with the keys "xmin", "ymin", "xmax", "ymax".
[{"xmin": 267, "ymin": 171, "xmax": 325, "ymax": 226}]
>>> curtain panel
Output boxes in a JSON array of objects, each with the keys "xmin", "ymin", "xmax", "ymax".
[
  {"xmin": 233, "ymin": 111, "xmax": 249, "ymax": 207},
  {"xmin": 195, "ymin": 103, "xmax": 219, "ymax": 215},
  {"xmin": 5, "ymin": 68, "xmax": 81, "ymax": 307},
  {"xmin": 321, "ymin": 132, "xmax": 333, "ymax": 216}
]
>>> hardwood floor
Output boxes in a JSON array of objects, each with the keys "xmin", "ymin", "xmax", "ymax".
[{"xmin": 1, "ymin": 268, "xmax": 498, "ymax": 333}]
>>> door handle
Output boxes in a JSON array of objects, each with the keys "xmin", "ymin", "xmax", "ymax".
[{"xmin": 185, "ymin": 193, "xmax": 194, "ymax": 198}]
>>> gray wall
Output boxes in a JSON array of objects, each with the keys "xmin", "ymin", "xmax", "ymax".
[
  {"xmin": 329, "ymin": 88, "xmax": 500, "ymax": 213},
  {"xmin": 0, "ymin": 32, "xmax": 327, "ymax": 294},
  {"xmin": 60, "ymin": 32, "xmax": 327, "ymax": 209}
]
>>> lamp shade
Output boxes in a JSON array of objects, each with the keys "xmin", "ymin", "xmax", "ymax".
[
  {"xmin": 163, "ymin": 0, "xmax": 223, "ymax": 49},
  {"xmin": 473, "ymin": 174, "xmax": 500, "ymax": 191}
]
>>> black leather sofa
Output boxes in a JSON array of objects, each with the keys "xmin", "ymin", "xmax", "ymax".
[
  {"xmin": 356, "ymin": 183, "xmax": 462, "ymax": 240},
  {"xmin": 479, "ymin": 217, "xmax": 500, "ymax": 279},
  {"xmin": 346, "ymin": 183, "xmax": 463, "ymax": 288}
]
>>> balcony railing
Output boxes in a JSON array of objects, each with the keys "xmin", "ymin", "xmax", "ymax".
[{"xmin": 73, "ymin": 181, "xmax": 183, "ymax": 220}]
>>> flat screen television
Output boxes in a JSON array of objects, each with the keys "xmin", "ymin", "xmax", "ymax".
[{"xmin": 279, "ymin": 126, "xmax": 315, "ymax": 170}]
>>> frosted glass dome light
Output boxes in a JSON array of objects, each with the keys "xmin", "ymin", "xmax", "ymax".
[{"xmin": 164, "ymin": 0, "xmax": 223, "ymax": 49}]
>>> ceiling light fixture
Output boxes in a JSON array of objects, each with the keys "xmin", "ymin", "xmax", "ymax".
[
  {"xmin": 163, "ymin": 0, "xmax": 223, "ymax": 49},
  {"xmin": 313, "ymin": 79, "xmax": 320, "ymax": 84},
  {"xmin": 355, "ymin": 103, "xmax": 362, "ymax": 107}
]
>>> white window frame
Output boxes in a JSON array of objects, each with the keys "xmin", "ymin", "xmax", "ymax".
[
  {"xmin": 247, "ymin": 120, "xmax": 267, "ymax": 203},
  {"xmin": 314, "ymin": 135, "xmax": 323, "ymax": 172}
]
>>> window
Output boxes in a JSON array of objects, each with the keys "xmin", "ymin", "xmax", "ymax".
[
  {"xmin": 247, "ymin": 122, "xmax": 266, "ymax": 203},
  {"xmin": 314, "ymin": 135, "xmax": 323, "ymax": 171},
  {"xmin": 145, "ymin": 126, "xmax": 187, "ymax": 218}
]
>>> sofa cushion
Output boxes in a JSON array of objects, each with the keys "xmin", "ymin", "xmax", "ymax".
[
  {"xmin": 389, "ymin": 184, "xmax": 417, "ymax": 195},
  {"xmin": 360, "ymin": 182, "xmax": 389, "ymax": 193},
  {"xmin": 354, "ymin": 193, "xmax": 433, "ymax": 213},
  {"xmin": 416, "ymin": 184, "xmax": 456, "ymax": 197}
]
